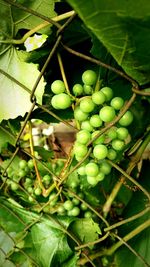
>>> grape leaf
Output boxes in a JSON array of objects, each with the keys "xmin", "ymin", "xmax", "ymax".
[
  {"xmin": 0, "ymin": 48, "xmax": 46, "ymax": 122},
  {"xmin": 70, "ymin": 218, "xmax": 101, "ymax": 247},
  {"xmin": 66, "ymin": 0, "xmax": 150, "ymax": 85},
  {"xmin": 0, "ymin": 124, "xmax": 16, "ymax": 152}
]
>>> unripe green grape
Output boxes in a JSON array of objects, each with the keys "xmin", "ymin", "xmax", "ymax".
[
  {"xmin": 93, "ymin": 144, "xmax": 108, "ymax": 160},
  {"xmin": 99, "ymin": 106, "xmax": 116, "ymax": 123},
  {"xmin": 10, "ymin": 182, "xmax": 19, "ymax": 191},
  {"xmin": 92, "ymin": 131, "xmax": 105, "ymax": 145},
  {"xmin": 85, "ymin": 162, "xmax": 99, "ymax": 177},
  {"xmin": 77, "ymin": 165, "xmax": 86, "ymax": 176},
  {"xmin": 34, "ymin": 187, "xmax": 42, "ymax": 196},
  {"xmin": 49, "ymin": 192, "xmax": 58, "ymax": 206},
  {"xmin": 106, "ymin": 127, "xmax": 117, "ymax": 140},
  {"xmin": 81, "ymin": 120, "xmax": 94, "ymax": 132},
  {"xmin": 68, "ymin": 206, "xmax": 80, "ymax": 216},
  {"xmin": 57, "ymin": 205, "xmax": 66, "ymax": 215},
  {"xmin": 78, "ymin": 192, "xmax": 84, "ymax": 199},
  {"xmin": 74, "ymin": 107, "xmax": 89, "ymax": 122},
  {"xmin": 90, "ymin": 114, "xmax": 103, "ymax": 128},
  {"xmin": 84, "ymin": 211, "xmax": 93, "ymax": 218},
  {"xmin": 83, "ymin": 85, "xmax": 93, "ymax": 95},
  {"xmin": 28, "ymin": 159, "xmax": 34, "ymax": 169},
  {"xmin": 27, "ymin": 186, "xmax": 33, "ymax": 194},
  {"xmin": 101, "ymin": 87, "xmax": 113, "ymax": 101},
  {"xmin": 76, "ymin": 130, "xmax": 91, "ymax": 144},
  {"xmin": 68, "ymin": 180, "xmax": 78, "ymax": 189},
  {"xmin": 25, "ymin": 178, "xmax": 33, "ymax": 186},
  {"xmin": 80, "ymin": 203, "xmax": 88, "ymax": 211},
  {"xmin": 75, "ymin": 154, "xmax": 85, "ymax": 162},
  {"xmin": 51, "ymin": 93, "xmax": 71, "ymax": 109},
  {"xmin": 80, "ymin": 98, "xmax": 95, "ymax": 113},
  {"xmin": 92, "ymin": 91, "xmax": 106, "ymax": 105},
  {"xmin": 82, "ymin": 70, "xmax": 97, "ymax": 86},
  {"xmin": 107, "ymin": 148, "xmax": 117, "ymax": 160},
  {"xmin": 43, "ymin": 174, "xmax": 52, "ymax": 185},
  {"xmin": 119, "ymin": 110, "xmax": 133, "ymax": 126},
  {"xmin": 18, "ymin": 170, "xmax": 26, "ymax": 178},
  {"xmin": 28, "ymin": 195, "xmax": 35, "ymax": 202},
  {"xmin": 63, "ymin": 200, "xmax": 74, "ymax": 211},
  {"xmin": 73, "ymin": 142, "xmax": 88, "ymax": 158},
  {"xmin": 99, "ymin": 161, "xmax": 112, "ymax": 175},
  {"xmin": 95, "ymin": 172, "xmax": 105, "ymax": 181},
  {"xmin": 72, "ymin": 198, "xmax": 80, "ymax": 205},
  {"xmin": 19, "ymin": 160, "xmax": 27, "ymax": 169},
  {"xmin": 51, "ymin": 80, "xmax": 65, "ymax": 94},
  {"xmin": 73, "ymin": 84, "xmax": 83, "ymax": 96},
  {"xmin": 112, "ymin": 139, "xmax": 125, "ymax": 151},
  {"xmin": 116, "ymin": 127, "xmax": 129, "ymax": 140},
  {"xmin": 87, "ymin": 175, "xmax": 98, "ymax": 186},
  {"xmin": 110, "ymin": 97, "xmax": 124, "ymax": 110}
]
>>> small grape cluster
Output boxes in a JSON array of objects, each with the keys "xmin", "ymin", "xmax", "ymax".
[{"xmin": 50, "ymin": 70, "xmax": 133, "ymax": 187}]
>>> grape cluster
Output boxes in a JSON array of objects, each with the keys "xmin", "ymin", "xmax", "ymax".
[{"xmin": 50, "ymin": 70, "xmax": 133, "ymax": 187}]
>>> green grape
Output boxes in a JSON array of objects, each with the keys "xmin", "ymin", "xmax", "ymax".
[
  {"xmin": 68, "ymin": 180, "xmax": 78, "ymax": 189},
  {"xmin": 80, "ymin": 203, "xmax": 88, "ymax": 211},
  {"xmin": 72, "ymin": 198, "xmax": 80, "ymax": 205},
  {"xmin": 92, "ymin": 91, "xmax": 106, "ymax": 105},
  {"xmin": 25, "ymin": 178, "xmax": 33, "ymax": 186},
  {"xmin": 43, "ymin": 174, "xmax": 52, "ymax": 185},
  {"xmin": 34, "ymin": 187, "xmax": 42, "ymax": 196},
  {"xmin": 28, "ymin": 159, "xmax": 34, "ymax": 169},
  {"xmin": 82, "ymin": 70, "xmax": 97, "ymax": 86},
  {"xmin": 27, "ymin": 186, "xmax": 33, "ymax": 194},
  {"xmin": 99, "ymin": 106, "xmax": 116, "ymax": 122},
  {"xmin": 93, "ymin": 144, "xmax": 108, "ymax": 160},
  {"xmin": 73, "ymin": 142, "xmax": 88, "ymax": 158},
  {"xmin": 68, "ymin": 207, "xmax": 80, "ymax": 216},
  {"xmin": 63, "ymin": 200, "xmax": 74, "ymax": 211},
  {"xmin": 101, "ymin": 87, "xmax": 113, "ymax": 101},
  {"xmin": 51, "ymin": 93, "xmax": 71, "ymax": 109},
  {"xmin": 90, "ymin": 114, "xmax": 103, "ymax": 128},
  {"xmin": 74, "ymin": 106, "xmax": 89, "ymax": 121},
  {"xmin": 80, "ymin": 98, "xmax": 95, "ymax": 113},
  {"xmin": 51, "ymin": 80, "xmax": 65, "ymax": 94},
  {"xmin": 77, "ymin": 165, "xmax": 86, "ymax": 176},
  {"xmin": 78, "ymin": 192, "xmax": 84, "ymax": 199},
  {"xmin": 19, "ymin": 160, "xmax": 27, "ymax": 169},
  {"xmin": 73, "ymin": 84, "xmax": 83, "ymax": 96},
  {"xmin": 92, "ymin": 131, "xmax": 105, "ymax": 145},
  {"xmin": 28, "ymin": 196, "xmax": 35, "ymax": 203},
  {"xmin": 18, "ymin": 170, "xmax": 26, "ymax": 178},
  {"xmin": 95, "ymin": 172, "xmax": 105, "ymax": 181},
  {"xmin": 106, "ymin": 127, "xmax": 117, "ymax": 140},
  {"xmin": 10, "ymin": 182, "xmax": 19, "ymax": 191},
  {"xmin": 110, "ymin": 97, "xmax": 124, "ymax": 110},
  {"xmin": 116, "ymin": 127, "xmax": 129, "ymax": 140},
  {"xmin": 57, "ymin": 205, "xmax": 66, "ymax": 215},
  {"xmin": 49, "ymin": 192, "xmax": 58, "ymax": 206},
  {"xmin": 83, "ymin": 85, "xmax": 93, "ymax": 95},
  {"xmin": 81, "ymin": 120, "xmax": 94, "ymax": 132},
  {"xmin": 87, "ymin": 175, "xmax": 98, "ymax": 186},
  {"xmin": 84, "ymin": 211, "xmax": 93, "ymax": 218},
  {"xmin": 85, "ymin": 162, "xmax": 99, "ymax": 177},
  {"xmin": 112, "ymin": 139, "xmax": 125, "ymax": 151},
  {"xmin": 107, "ymin": 148, "xmax": 117, "ymax": 160},
  {"xmin": 99, "ymin": 161, "xmax": 112, "ymax": 175},
  {"xmin": 119, "ymin": 111, "xmax": 133, "ymax": 126},
  {"xmin": 76, "ymin": 130, "xmax": 91, "ymax": 144}
]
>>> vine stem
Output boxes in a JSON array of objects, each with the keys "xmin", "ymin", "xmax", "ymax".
[
  {"xmin": 0, "ymin": 11, "xmax": 75, "ymax": 45},
  {"xmin": 78, "ymin": 219, "xmax": 150, "ymax": 265}
]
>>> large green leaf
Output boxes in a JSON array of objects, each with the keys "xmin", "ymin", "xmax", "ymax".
[
  {"xmin": 66, "ymin": 0, "xmax": 150, "ymax": 85},
  {"xmin": 0, "ymin": 48, "xmax": 45, "ymax": 122},
  {"xmin": 0, "ymin": 124, "xmax": 16, "ymax": 152}
]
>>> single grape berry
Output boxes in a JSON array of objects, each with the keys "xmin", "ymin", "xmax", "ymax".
[
  {"xmin": 99, "ymin": 161, "xmax": 112, "ymax": 175},
  {"xmin": 90, "ymin": 114, "xmax": 103, "ymax": 128},
  {"xmin": 119, "ymin": 110, "xmax": 133, "ymax": 126},
  {"xmin": 34, "ymin": 187, "xmax": 42, "ymax": 196},
  {"xmin": 77, "ymin": 165, "xmax": 86, "ymax": 176},
  {"xmin": 80, "ymin": 98, "xmax": 95, "ymax": 113},
  {"xmin": 82, "ymin": 70, "xmax": 97, "ymax": 86},
  {"xmin": 84, "ymin": 211, "xmax": 93, "ymax": 218},
  {"xmin": 72, "ymin": 84, "xmax": 83, "ymax": 96},
  {"xmin": 93, "ymin": 144, "xmax": 108, "ymax": 160},
  {"xmin": 74, "ymin": 107, "xmax": 89, "ymax": 122},
  {"xmin": 73, "ymin": 142, "xmax": 88, "ymax": 158},
  {"xmin": 72, "ymin": 198, "xmax": 80, "ymax": 205},
  {"xmin": 80, "ymin": 203, "xmax": 88, "ymax": 211},
  {"xmin": 68, "ymin": 207, "xmax": 80, "ymax": 216},
  {"xmin": 28, "ymin": 159, "xmax": 34, "ymax": 169},
  {"xmin": 111, "ymin": 97, "xmax": 124, "ymax": 110},
  {"xmin": 116, "ymin": 127, "xmax": 129, "ymax": 140},
  {"xmin": 101, "ymin": 87, "xmax": 113, "ymax": 101},
  {"xmin": 87, "ymin": 175, "xmax": 98, "ymax": 186},
  {"xmin": 85, "ymin": 162, "xmax": 99, "ymax": 177},
  {"xmin": 107, "ymin": 148, "xmax": 117, "ymax": 160},
  {"xmin": 83, "ymin": 85, "xmax": 93, "ymax": 95},
  {"xmin": 92, "ymin": 131, "xmax": 105, "ymax": 145},
  {"xmin": 81, "ymin": 120, "xmax": 94, "ymax": 132},
  {"xmin": 92, "ymin": 91, "xmax": 106, "ymax": 105},
  {"xmin": 106, "ymin": 127, "xmax": 117, "ymax": 140},
  {"xmin": 76, "ymin": 130, "xmax": 91, "ymax": 144},
  {"xmin": 99, "ymin": 106, "xmax": 116, "ymax": 122},
  {"xmin": 95, "ymin": 172, "xmax": 105, "ymax": 181},
  {"xmin": 19, "ymin": 160, "xmax": 27, "ymax": 169},
  {"xmin": 63, "ymin": 200, "xmax": 74, "ymax": 211},
  {"xmin": 51, "ymin": 93, "xmax": 71, "ymax": 109},
  {"xmin": 111, "ymin": 139, "xmax": 125, "ymax": 151},
  {"xmin": 51, "ymin": 80, "xmax": 65, "ymax": 94}
]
